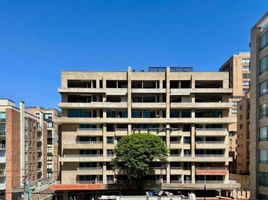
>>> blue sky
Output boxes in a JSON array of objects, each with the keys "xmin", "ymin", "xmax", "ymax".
[{"xmin": 0, "ymin": 0, "xmax": 267, "ymax": 108}]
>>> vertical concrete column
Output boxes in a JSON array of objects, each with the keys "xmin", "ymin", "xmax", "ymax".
[
  {"xmin": 127, "ymin": 67, "xmax": 132, "ymax": 135},
  {"xmin": 166, "ymin": 124, "xmax": 170, "ymax": 184},
  {"xmin": 103, "ymin": 124, "xmax": 107, "ymax": 157},
  {"xmin": 191, "ymin": 163, "xmax": 195, "ymax": 184},
  {"xmin": 191, "ymin": 125, "xmax": 195, "ymax": 156},
  {"xmin": 224, "ymin": 171, "xmax": 229, "ymax": 183},
  {"xmin": 103, "ymin": 163, "xmax": 107, "ymax": 184},
  {"xmin": 191, "ymin": 76, "xmax": 195, "ymax": 89},
  {"xmin": 181, "ymin": 174, "xmax": 184, "ymax": 184},
  {"xmin": 166, "ymin": 67, "xmax": 170, "ymax": 119},
  {"xmin": 96, "ymin": 79, "xmax": 100, "ymax": 88}
]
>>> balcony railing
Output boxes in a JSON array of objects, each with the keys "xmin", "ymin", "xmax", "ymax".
[
  {"xmin": 196, "ymin": 141, "xmax": 225, "ymax": 144},
  {"xmin": 77, "ymin": 167, "xmax": 102, "ymax": 170},
  {"xmin": 0, "ymin": 144, "xmax": 5, "ymax": 149},
  {"xmin": 196, "ymin": 180, "xmax": 225, "ymax": 184},
  {"xmin": 65, "ymin": 154, "xmax": 104, "ymax": 157},
  {"xmin": 196, "ymin": 167, "xmax": 227, "ymax": 170},
  {"xmin": 196, "ymin": 128, "xmax": 226, "ymax": 131},
  {"xmin": 77, "ymin": 128, "xmax": 102, "ymax": 131},
  {"xmin": 195, "ymin": 154, "xmax": 225, "ymax": 157},
  {"xmin": 75, "ymin": 141, "xmax": 103, "ymax": 144}
]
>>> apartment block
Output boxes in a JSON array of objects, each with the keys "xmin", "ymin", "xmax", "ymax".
[
  {"xmin": 0, "ymin": 99, "xmax": 48, "ymax": 200},
  {"xmin": 219, "ymin": 52, "xmax": 251, "ymax": 173},
  {"xmin": 250, "ymin": 12, "xmax": 268, "ymax": 200},
  {"xmin": 27, "ymin": 107, "xmax": 60, "ymax": 182},
  {"xmin": 52, "ymin": 67, "xmax": 240, "ymax": 199}
]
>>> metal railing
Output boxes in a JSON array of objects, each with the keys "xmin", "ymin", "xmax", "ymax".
[
  {"xmin": 196, "ymin": 167, "xmax": 227, "ymax": 170},
  {"xmin": 196, "ymin": 128, "xmax": 227, "ymax": 131},
  {"xmin": 64, "ymin": 154, "xmax": 104, "ymax": 157},
  {"xmin": 77, "ymin": 167, "xmax": 102, "ymax": 170},
  {"xmin": 195, "ymin": 154, "xmax": 225, "ymax": 157},
  {"xmin": 196, "ymin": 180, "xmax": 225, "ymax": 184},
  {"xmin": 195, "ymin": 141, "xmax": 225, "ymax": 144}
]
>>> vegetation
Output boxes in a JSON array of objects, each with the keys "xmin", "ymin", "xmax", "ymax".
[{"xmin": 112, "ymin": 133, "xmax": 168, "ymax": 183}]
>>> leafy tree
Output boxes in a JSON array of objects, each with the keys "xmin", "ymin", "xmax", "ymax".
[{"xmin": 111, "ymin": 133, "xmax": 168, "ymax": 183}]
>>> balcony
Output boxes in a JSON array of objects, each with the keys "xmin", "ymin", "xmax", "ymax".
[
  {"xmin": 59, "ymin": 102, "xmax": 127, "ymax": 109},
  {"xmin": 170, "ymin": 102, "xmax": 231, "ymax": 109},
  {"xmin": 195, "ymin": 128, "xmax": 228, "ymax": 136},
  {"xmin": 195, "ymin": 141, "xmax": 227, "ymax": 149},
  {"xmin": 132, "ymin": 102, "xmax": 166, "ymax": 109},
  {"xmin": 192, "ymin": 88, "xmax": 232, "ymax": 94},
  {"xmin": 170, "ymin": 89, "xmax": 192, "ymax": 96},
  {"xmin": 58, "ymin": 87, "xmax": 105, "ymax": 94},
  {"xmin": 62, "ymin": 141, "xmax": 103, "ymax": 149},
  {"xmin": 131, "ymin": 88, "xmax": 166, "ymax": 94},
  {"xmin": 77, "ymin": 128, "xmax": 103, "ymax": 136},
  {"xmin": 59, "ymin": 154, "xmax": 113, "ymax": 162},
  {"xmin": 115, "ymin": 128, "xmax": 128, "ymax": 136},
  {"xmin": 196, "ymin": 167, "xmax": 228, "ymax": 175}
]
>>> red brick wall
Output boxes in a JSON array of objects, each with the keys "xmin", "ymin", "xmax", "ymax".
[{"xmin": 5, "ymin": 108, "xmax": 21, "ymax": 200}]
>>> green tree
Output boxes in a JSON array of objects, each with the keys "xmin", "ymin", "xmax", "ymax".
[{"xmin": 112, "ymin": 133, "xmax": 168, "ymax": 183}]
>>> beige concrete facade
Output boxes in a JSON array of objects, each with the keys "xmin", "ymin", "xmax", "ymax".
[
  {"xmin": 219, "ymin": 52, "xmax": 251, "ymax": 174},
  {"xmin": 55, "ymin": 67, "xmax": 240, "ymax": 194},
  {"xmin": 27, "ymin": 107, "xmax": 60, "ymax": 182},
  {"xmin": 0, "ymin": 99, "xmax": 48, "ymax": 200},
  {"xmin": 250, "ymin": 12, "xmax": 268, "ymax": 200}
]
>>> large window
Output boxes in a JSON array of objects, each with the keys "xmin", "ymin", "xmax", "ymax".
[
  {"xmin": 260, "ymin": 55, "xmax": 268, "ymax": 74},
  {"xmin": 260, "ymin": 31, "xmax": 268, "ymax": 50},
  {"xmin": 260, "ymin": 126, "xmax": 268, "ymax": 141},
  {"xmin": 260, "ymin": 149, "xmax": 268, "ymax": 164},
  {"xmin": 259, "ymin": 172, "xmax": 268, "ymax": 187},
  {"xmin": 260, "ymin": 80, "xmax": 268, "ymax": 96},
  {"xmin": 68, "ymin": 109, "xmax": 96, "ymax": 118},
  {"xmin": 260, "ymin": 103, "xmax": 268, "ymax": 119}
]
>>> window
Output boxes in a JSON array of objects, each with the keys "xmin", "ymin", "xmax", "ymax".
[
  {"xmin": 259, "ymin": 172, "xmax": 268, "ymax": 187},
  {"xmin": 107, "ymin": 137, "xmax": 114, "ymax": 144},
  {"xmin": 259, "ymin": 103, "xmax": 268, "ymax": 119},
  {"xmin": 260, "ymin": 126, "xmax": 268, "ymax": 141},
  {"xmin": 243, "ymin": 81, "xmax": 250, "ymax": 86},
  {"xmin": 243, "ymin": 73, "xmax": 250, "ymax": 78},
  {"xmin": 241, "ymin": 58, "xmax": 250, "ymax": 64},
  {"xmin": 260, "ymin": 55, "xmax": 268, "ymax": 74},
  {"xmin": 68, "ymin": 109, "xmax": 96, "ymax": 118},
  {"xmin": 0, "ymin": 124, "xmax": 5, "ymax": 136},
  {"xmin": 259, "ymin": 194, "xmax": 268, "ymax": 200},
  {"xmin": 260, "ymin": 31, "xmax": 268, "ymax": 50},
  {"xmin": 0, "ymin": 113, "xmax": 5, "ymax": 122},
  {"xmin": 260, "ymin": 80, "xmax": 268, "ymax": 96},
  {"xmin": 260, "ymin": 149, "xmax": 268, "ymax": 164},
  {"xmin": 243, "ymin": 66, "xmax": 250, "ymax": 71}
]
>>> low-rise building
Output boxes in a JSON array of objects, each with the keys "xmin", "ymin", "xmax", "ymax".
[{"xmin": 0, "ymin": 99, "xmax": 48, "ymax": 200}]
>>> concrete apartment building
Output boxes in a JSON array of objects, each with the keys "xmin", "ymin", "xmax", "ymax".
[
  {"xmin": 0, "ymin": 99, "xmax": 48, "ymax": 200},
  {"xmin": 219, "ymin": 52, "xmax": 251, "ymax": 173},
  {"xmin": 250, "ymin": 12, "xmax": 268, "ymax": 200},
  {"xmin": 52, "ymin": 66, "xmax": 240, "ymax": 199},
  {"xmin": 27, "ymin": 107, "xmax": 60, "ymax": 182}
]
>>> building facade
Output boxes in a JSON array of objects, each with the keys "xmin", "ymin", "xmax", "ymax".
[
  {"xmin": 53, "ymin": 67, "xmax": 240, "ymax": 199},
  {"xmin": 27, "ymin": 107, "xmax": 60, "ymax": 182},
  {"xmin": 237, "ymin": 93, "xmax": 250, "ymax": 175},
  {"xmin": 219, "ymin": 52, "xmax": 251, "ymax": 173},
  {"xmin": 0, "ymin": 99, "xmax": 48, "ymax": 200},
  {"xmin": 250, "ymin": 12, "xmax": 268, "ymax": 200}
]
